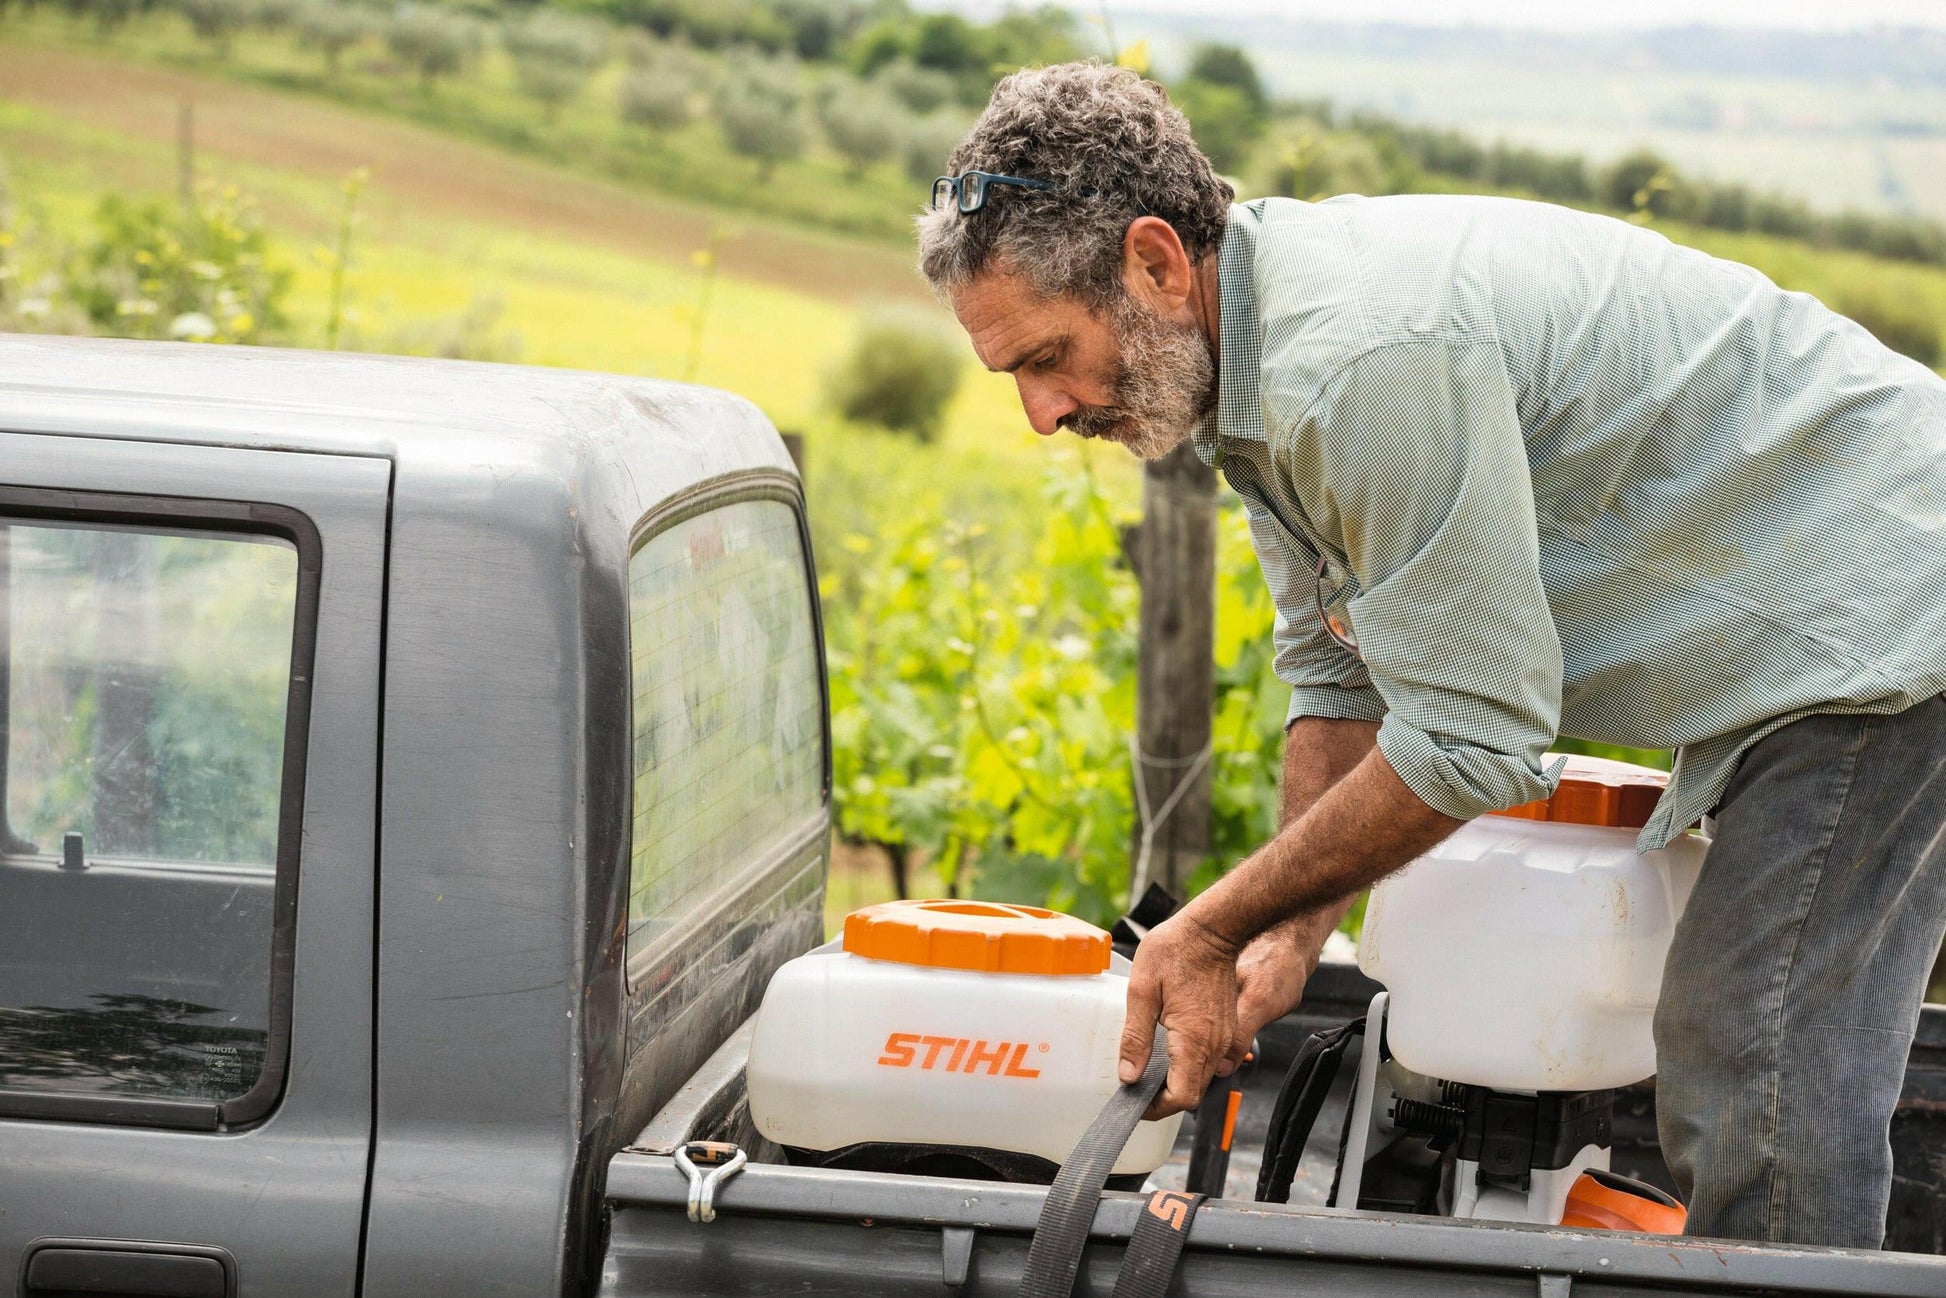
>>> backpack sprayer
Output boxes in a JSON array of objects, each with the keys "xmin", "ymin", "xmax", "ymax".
[
  {"xmin": 740, "ymin": 755, "xmax": 1699, "ymax": 1295},
  {"xmin": 1259, "ymin": 754, "xmax": 1701, "ymax": 1231}
]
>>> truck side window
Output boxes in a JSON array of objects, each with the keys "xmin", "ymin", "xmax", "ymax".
[
  {"xmin": 0, "ymin": 518, "xmax": 300, "ymax": 1109},
  {"xmin": 627, "ymin": 497, "xmax": 823, "ymax": 960}
]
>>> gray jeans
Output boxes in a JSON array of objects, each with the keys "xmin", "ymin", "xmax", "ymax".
[{"xmin": 1654, "ymin": 694, "xmax": 1946, "ymax": 1248}]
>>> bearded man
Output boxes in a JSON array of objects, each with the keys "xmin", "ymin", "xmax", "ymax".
[{"xmin": 916, "ymin": 62, "xmax": 1946, "ymax": 1249}]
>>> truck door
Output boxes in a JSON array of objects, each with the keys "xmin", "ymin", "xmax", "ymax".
[{"xmin": 0, "ymin": 433, "xmax": 387, "ymax": 1298}]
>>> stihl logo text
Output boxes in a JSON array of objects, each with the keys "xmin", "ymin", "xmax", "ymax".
[
  {"xmin": 1147, "ymin": 1190, "xmax": 1195, "ymax": 1231},
  {"xmin": 877, "ymin": 1032, "xmax": 1043, "ymax": 1078}
]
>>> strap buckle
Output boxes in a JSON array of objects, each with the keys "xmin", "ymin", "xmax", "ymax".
[{"xmin": 674, "ymin": 1140, "xmax": 747, "ymax": 1224}]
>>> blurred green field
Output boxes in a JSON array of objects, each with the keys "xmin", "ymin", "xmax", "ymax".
[
  {"xmin": 1262, "ymin": 49, "xmax": 1946, "ymax": 224},
  {"xmin": 6, "ymin": 14, "xmax": 1939, "ymax": 379},
  {"xmin": 0, "ymin": 39, "xmax": 1121, "ymax": 489},
  {"xmin": 1, "ymin": 5, "xmax": 932, "ymax": 241},
  {"xmin": 4, "ymin": 20, "xmax": 1941, "ymax": 936}
]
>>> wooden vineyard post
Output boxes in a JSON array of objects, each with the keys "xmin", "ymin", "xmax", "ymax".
[{"xmin": 1131, "ymin": 441, "xmax": 1217, "ymax": 902}]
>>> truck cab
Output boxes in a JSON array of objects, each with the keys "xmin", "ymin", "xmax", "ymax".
[{"xmin": 0, "ymin": 335, "xmax": 826, "ymax": 1297}]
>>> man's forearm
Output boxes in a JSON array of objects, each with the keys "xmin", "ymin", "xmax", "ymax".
[
  {"xmin": 1187, "ymin": 740, "xmax": 1465, "ymax": 952},
  {"xmin": 1255, "ymin": 718, "xmax": 1380, "ymax": 958},
  {"xmin": 1282, "ymin": 717, "xmax": 1382, "ymax": 816}
]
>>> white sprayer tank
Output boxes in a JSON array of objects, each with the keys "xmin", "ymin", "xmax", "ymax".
[
  {"xmin": 1359, "ymin": 755, "xmax": 1707, "ymax": 1092},
  {"xmin": 747, "ymin": 899, "xmax": 1183, "ymax": 1177}
]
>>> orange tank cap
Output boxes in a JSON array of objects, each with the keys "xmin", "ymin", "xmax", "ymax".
[
  {"xmin": 1489, "ymin": 753, "xmax": 1670, "ymax": 830},
  {"xmin": 1559, "ymin": 1169, "xmax": 1687, "ymax": 1235},
  {"xmin": 843, "ymin": 899, "xmax": 1112, "ymax": 976}
]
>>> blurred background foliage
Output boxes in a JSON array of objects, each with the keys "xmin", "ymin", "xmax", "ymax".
[{"xmin": 0, "ymin": 0, "xmax": 1938, "ymax": 956}]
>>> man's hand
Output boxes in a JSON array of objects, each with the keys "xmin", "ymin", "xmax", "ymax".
[
  {"xmin": 1115, "ymin": 721, "xmax": 1458, "ymax": 1121},
  {"xmin": 1223, "ymin": 923, "xmax": 1318, "ymax": 1074},
  {"xmin": 1118, "ymin": 747, "xmax": 1463, "ymax": 1119},
  {"xmin": 1118, "ymin": 911, "xmax": 1241, "ymax": 1119},
  {"xmin": 1221, "ymin": 900, "xmax": 1356, "ymax": 1073}
]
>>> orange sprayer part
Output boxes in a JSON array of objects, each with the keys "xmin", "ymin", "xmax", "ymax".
[
  {"xmin": 1560, "ymin": 1170, "xmax": 1687, "ymax": 1235},
  {"xmin": 1219, "ymin": 1089, "xmax": 1242, "ymax": 1152},
  {"xmin": 842, "ymin": 899, "xmax": 1112, "ymax": 976},
  {"xmin": 1490, "ymin": 753, "xmax": 1670, "ymax": 830}
]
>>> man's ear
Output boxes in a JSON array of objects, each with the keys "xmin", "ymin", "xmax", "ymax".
[{"xmin": 1123, "ymin": 216, "xmax": 1194, "ymax": 311}]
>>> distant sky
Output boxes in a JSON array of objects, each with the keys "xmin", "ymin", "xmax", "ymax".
[{"xmin": 935, "ymin": 1, "xmax": 1946, "ymax": 31}]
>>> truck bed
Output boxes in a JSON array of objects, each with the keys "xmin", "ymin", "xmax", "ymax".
[{"xmin": 600, "ymin": 963, "xmax": 1946, "ymax": 1297}]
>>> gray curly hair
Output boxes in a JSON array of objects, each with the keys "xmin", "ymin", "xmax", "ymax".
[{"xmin": 917, "ymin": 63, "xmax": 1233, "ymax": 306}]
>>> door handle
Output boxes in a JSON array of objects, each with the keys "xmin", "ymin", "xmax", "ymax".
[{"xmin": 22, "ymin": 1241, "xmax": 233, "ymax": 1298}]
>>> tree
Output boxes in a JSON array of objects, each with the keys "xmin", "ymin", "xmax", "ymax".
[
  {"xmin": 1172, "ymin": 43, "xmax": 1270, "ymax": 177},
  {"xmin": 618, "ymin": 63, "xmax": 693, "ymax": 131},
  {"xmin": 1255, "ymin": 123, "xmax": 1383, "ymax": 201},
  {"xmin": 618, "ymin": 25, "xmax": 658, "ymax": 69},
  {"xmin": 176, "ymin": 0, "xmax": 251, "ymax": 58},
  {"xmin": 1186, "ymin": 44, "xmax": 1265, "ymax": 114},
  {"xmin": 58, "ymin": 0, "xmax": 141, "ymax": 37},
  {"xmin": 667, "ymin": 0, "xmax": 750, "ymax": 50},
  {"xmin": 910, "ymin": 12, "xmax": 980, "ymax": 74},
  {"xmin": 505, "ymin": 10, "xmax": 606, "ymax": 122},
  {"xmin": 715, "ymin": 56, "xmax": 807, "ymax": 183},
  {"xmin": 597, "ymin": 0, "xmax": 684, "ymax": 38},
  {"xmin": 1602, "ymin": 149, "xmax": 1681, "ymax": 220},
  {"xmin": 1484, "ymin": 141, "xmax": 1591, "ymax": 201},
  {"xmin": 824, "ymin": 306, "xmax": 964, "ymax": 440},
  {"xmin": 846, "ymin": 15, "xmax": 906, "ymax": 77},
  {"xmin": 774, "ymin": 0, "xmax": 864, "ymax": 61},
  {"xmin": 983, "ymin": 6, "xmax": 1080, "ymax": 69},
  {"xmin": 874, "ymin": 59, "xmax": 953, "ymax": 114},
  {"xmin": 901, "ymin": 110, "xmax": 967, "ymax": 185},
  {"xmin": 1171, "ymin": 79, "xmax": 1262, "ymax": 176},
  {"xmin": 819, "ymin": 82, "xmax": 901, "ymax": 180},
  {"xmin": 386, "ymin": 3, "xmax": 479, "ymax": 92},
  {"xmin": 1748, "ymin": 192, "xmax": 1816, "ymax": 241},
  {"xmin": 619, "ymin": 33, "xmax": 705, "ymax": 131},
  {"xmin": 294, "ymin": 0, "xmax": 374, "ymax": 76}
]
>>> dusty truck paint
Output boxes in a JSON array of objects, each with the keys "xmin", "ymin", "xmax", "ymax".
[{"xmin": 0, "ymin": 335, "xmax": 826, "ymax": 1298}]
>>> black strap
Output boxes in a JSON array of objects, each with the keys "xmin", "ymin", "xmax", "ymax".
[
  {"xmin": 1255, "ymin": 1017, "xmax": 1363, "ymax": 1204},
  {"xmin": 1110, "ymin": 884, "xmax": 1181, "ymax": 960},
  {"xmin": 1109, "ymin": 1189, "xmax": 1207, "ymax": 1298},
  {"xmin": 1017, "ymin": 1028, "xmax": 1170, "ymax": 1298}
]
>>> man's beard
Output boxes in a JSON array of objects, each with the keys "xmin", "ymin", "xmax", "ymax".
[{"xmin": 1061, "ymin": 296, "xmax": 1217, "ymax": 460}]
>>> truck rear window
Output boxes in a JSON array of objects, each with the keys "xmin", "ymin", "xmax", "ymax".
[
  {"xmin": 626, "ymin": 496, "xmax": 824, "ymax": 962},
  {"xmin": 0, "ymin": 517, "xmax": 300, "ymax": 1111}
]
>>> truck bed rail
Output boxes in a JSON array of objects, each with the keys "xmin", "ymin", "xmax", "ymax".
[
  {"xmin": 602, "ymin": 962, "xmax": 1946, "ymax": 1297},
  {"xmin": 602, "ymin": 1151, "xmax": 1946, "ymax": 1297}
]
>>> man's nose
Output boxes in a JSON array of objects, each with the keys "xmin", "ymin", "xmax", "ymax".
[{"xmin": 1018, "ymin": 378, "xmax": 1078, "ymax": 437}]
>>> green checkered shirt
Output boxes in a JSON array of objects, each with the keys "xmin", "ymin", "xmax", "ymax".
[{"xmin": 1199, "ymin": 196, "xmax": 1946, "ymax": 850}]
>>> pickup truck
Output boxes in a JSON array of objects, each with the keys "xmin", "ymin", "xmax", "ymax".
[{"xmin": 1, "ymin": 335, "xmax": 1941, "ymax": 1298}]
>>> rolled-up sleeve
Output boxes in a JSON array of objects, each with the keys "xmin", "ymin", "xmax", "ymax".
[
  {"xmin": 1238, "ymin": 495, "xmax": 1389, "ymax": 726},
  {"xmin": 1300, "ymin": 339, "xmax": 1563, "ymax": 820}
]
